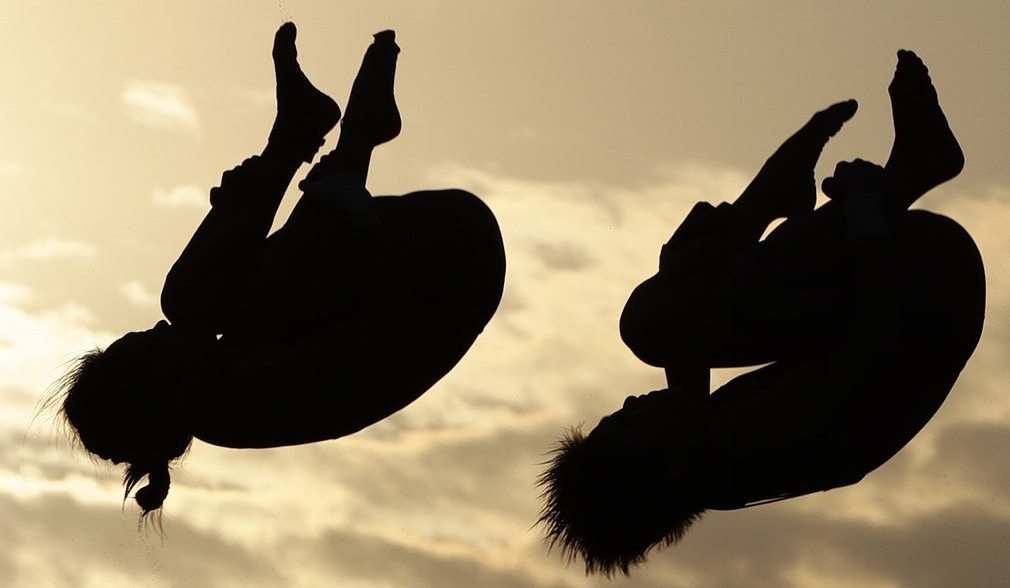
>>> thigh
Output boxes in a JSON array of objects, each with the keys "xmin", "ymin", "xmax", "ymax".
[
  {"xmin": 252, "ymin": 188, "xmax": 506, "ymax": 339},
  {"xmin": 201, "ymin": 189, "xmax": 506, "ymax": 448},
  {"xmin": 621, "ymin": 204, "xmax": 849, "ymax": 368},
  {"xmin": 371, "ymin": 189, "xmax": 506, "ymax": 336},
  {"xmin": 706, "ymin": 348, "xmax": 955, "ymax": 508},
  {"xmin": 730, "ymin": 208, "xmax": 984, "ymax": 362},
  {"xmin": 722, "ymin": 204, "xmax": 851, "ymax": 363},
  {"xmin": 705, "ymin": 211, "xmax": 985, "ymax": 505},
  {"xmin": 701, "ymin": 206, "xmax": 983, "ymax": 368}
]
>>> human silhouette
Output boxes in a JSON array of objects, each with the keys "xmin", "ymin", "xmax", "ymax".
[
  {"xmin": 539, "ymin": 50, "xmax": 984, "ymax": 575},
  {"xmin": 53, "ymin": 23, "xmax": 505, "ymax": 515}
]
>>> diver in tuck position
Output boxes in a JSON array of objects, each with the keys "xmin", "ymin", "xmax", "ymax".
[
  {"xmin": 539, "ymin": 50, "xmax": 984, "ymax": 575},
  {"xmin": 53, "ymin": 23, "xmax": 505, "ymax": 515}
]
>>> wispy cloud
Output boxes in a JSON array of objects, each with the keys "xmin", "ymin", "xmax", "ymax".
[
  {"xmin": 119, "ymin": 280, "xmax": 158, "ymax": 308},
  {"xmin": 152, "ymin": 184, "xmax": 207, "ymax": 208},
  {"xmin": 44, "ymin": 99, "xmax": 102, "ymax": 127},
  {"xmin": 0, "ymin": 238, "xmax": 97, "ymax": 268},
  {"xmin": 121, "ymin": 80, "xmax": 199, "ymax": 133},
  {"xmin": 0, "ymin": 162, "xmax": 24, "ymax": 177},
  {"xmin": 0, "ymin": 281, "xmax": 111, "ymax": 416},
  {"xmin": 3, "ymin": 162, "xmax": 1009, "ymax": 588}
]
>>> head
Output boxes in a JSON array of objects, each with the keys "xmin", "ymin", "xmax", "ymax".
[
  {"xmin": 53, "ymin": 321, "xmax": 198, "ymax": 515},
  {"xmin": 537, "ymin": 388, "xmax": 707, "ymax": 576}
]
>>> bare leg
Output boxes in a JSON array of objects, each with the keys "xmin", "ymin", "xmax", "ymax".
[
  {"xmin": 161, "ymin": 23, "xmax": 339, "ymax": 331},
  {"xmin": 736, "ymin": 100, "xmax": 858, "ymax": 231},
  {"xmin": 563, "ymin": 207, "xmax": 983, "ymax": 570},
  {"xmin": 823, "ymin": 50, "xmax": 963, "ymax": 210},
  {"xmin": 300, "ymin": 30, "xmax": 401, "ymax": 191},
  {"xmin": 246, "ymin": 30, "xmax": 404, "ymax": 337},
  {"xmin": 621, "ymin": 101, "xmax": 857, "ymax": 367},
  {"xmin": 716, "ymin": 50, "xmax": 967, "ymax": 365},
  {"xmin": 883, "ymin": 50, "xmax": 964, "ymax": 209},
  {"xmin": 548, "ymin": 56, "xmax": 978, "ymax": 572},
  {"xmin": 195, "ymin": 189, "xmax": 506, "ymax": 449},
  {"xmin": 699, "ymin": 197, "xmax": 984, "ymax": 507},
  {"xmin": 624, "ymin": 53, "xmax": 968, "ymax": 369}
]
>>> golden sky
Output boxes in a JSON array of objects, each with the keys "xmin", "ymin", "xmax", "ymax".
[{"xmin": 1, "ymin": 1, "xmax": 1009, "ymax": 587}]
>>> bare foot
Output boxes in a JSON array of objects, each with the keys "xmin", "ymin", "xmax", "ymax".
[
  {"xmin": 269, "ymin": 22, "xmax": 341, "ymax": 163},
  {"xmin": 342, "ymin": 30, "xmax": 402, "ymax": 148},
  {"xmin": 737, "ymin": 100, "xmax": 858, "ymax": 224},
  {"xmin": 883, "ymin": 49, "xmax": 963, "ymax": 209},
  {"xmin": 301, "ymin": 30, "xmax": 401, "ymax": 187}
]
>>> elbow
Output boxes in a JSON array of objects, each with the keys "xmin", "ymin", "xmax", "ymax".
[
  {"xmin": 160, "ymin": 269, "xmax": 203, "ymax": 327},
  {"xmin": 160, "ymin": 267, "xmax": 192, "ymax": 325},
  {"xmin": 160, "ymin": 281, "xmax": 182, "ymax": 325},
  {"xmin": 620, "ymin": 279, "xmax": 672, "ymax": 367}
]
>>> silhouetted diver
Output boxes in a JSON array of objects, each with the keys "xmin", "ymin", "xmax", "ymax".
[
  {"xmin": 53, "ymin": 23, "xmax": 505, "ymax": 515},
  {"xmin": 539, "ymin": 50, "xmax": 984, "ymax": 575}
]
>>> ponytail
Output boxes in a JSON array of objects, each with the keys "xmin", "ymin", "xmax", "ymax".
[{"xmin": 125, "ymin": 462, "xmax": 171, "ymax": 515}]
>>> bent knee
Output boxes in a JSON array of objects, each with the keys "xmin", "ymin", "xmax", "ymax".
[
  {"xmin": 894, "ymin": 210, "xmax": 986, "ymax": 362},
  {"xmin": 428, "ymin": 189, "xmax": 506, "ymax": 288},
  {"xmin": 391, "ymin": 189, "xmax": 506, "ymax": 322},
  {"xmin": 620, "ymin": 276, "xmax": 691, "ymax": 367},
  {"xmin": 430, "ymin": 189, "xmax": 501, "ymax": 242}
]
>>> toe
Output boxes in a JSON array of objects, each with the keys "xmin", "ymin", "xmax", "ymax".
[
  {"xmin": 273, "ymin": 22, "xmax": 298, "ymax": 60},
  {"xmin": 825, "ymin": 99, "xmax": 858, "ymax": 128},
  {"xmin": 806, "ymin": 99, "xmax": 858, "ymax": 140}
]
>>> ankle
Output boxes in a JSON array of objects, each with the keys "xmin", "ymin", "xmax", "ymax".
[
  {"xmin": 266, "ymin": 121, "xmax": 328, "ymax": 163},
  {"xmin": 299, "ymin": 142, "xmax": 372, "ymax": 190},
  {"xmin": 732, "ymin": 196, "xmax": 776, "ymax": 239},
  {"xmin": 341, "ymin": 31, "xmax": 401, "ymax": 149},
  {"xmin": 260, "ymin": 138, "xmax": 300, "ymax": 161}
]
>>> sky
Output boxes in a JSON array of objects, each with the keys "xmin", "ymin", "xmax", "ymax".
[{"xmin": 1, "ymin": 1, "xmax": 1009, "ymax": 587}]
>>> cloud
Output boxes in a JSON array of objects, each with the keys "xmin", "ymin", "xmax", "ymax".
[
  {"xmin": 119, "ymin": 280, "xmax": 158, "ymax": 308},
  {"xmin": 531, "ymin": 241, "xmax": 595, "ymax": 271},
  {"xmin": 925, "ymin": 421, "xmax": 1010, "ymax": 504},
  {"xmin": 648, "ymin": 499, "xmax": 1010, "ymax": 588},
  {"xmin": 0, "ymin": 492, "xmax": 287, "ymax": 588},
  {"xmin": 0, "ymin": 238, "xmax": 97, "ymax": 268},
  {"xmin": 925, "ymin": 189, "xmax": 1010, "ymax": 423},
  {"xmin": 0, "ymin": 161, "xmax": 24, "ymax": 177},
  {"xmin": 229, "ymin": 86, "xmax": 274, "ymax": 111},
  {"xmin": 121, "ymin": 80, "xmax": 199, "ymax": 133},
  {"xmin": 44, "ymin": 99, "xmax": 102, "ymax": 127},
  {"xmin": 152, "ymin": 185, "xmax": 207, "ymax": 208},
  {"xmin": 303, "ymin": 527, "xmax": 575, "ymax": 588},
  {"xmin": 0, "ymin": 281, "xmax": 113, "ymax": 428},
  {"xmin": 3, "ymin": 162, "xmax": 1009, "ymax": 588}
]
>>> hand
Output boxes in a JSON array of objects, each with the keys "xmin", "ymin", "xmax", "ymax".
[{"xmin": 821, "ymin": 158, "xmax": 886, "ymax": 199}]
